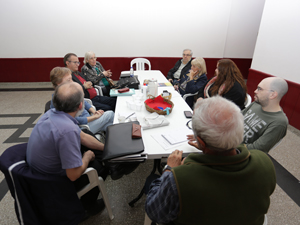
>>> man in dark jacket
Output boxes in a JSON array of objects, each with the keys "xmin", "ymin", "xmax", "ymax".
[{"xmin": 167, "ymin": 49, "xmax": 193, "ymax": 83}]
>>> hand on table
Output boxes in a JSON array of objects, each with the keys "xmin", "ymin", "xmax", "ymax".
[{"xmin": 167, "ymin": 150, "xmax": 183, "ymax": 168}]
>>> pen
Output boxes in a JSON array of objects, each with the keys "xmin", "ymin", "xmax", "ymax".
[{"xmin": 125, "ymin": 112, "xmax": 135, "ymax": 119}]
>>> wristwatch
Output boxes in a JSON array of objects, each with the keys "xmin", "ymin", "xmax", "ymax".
[{"xmin": 163, "ymin": 164, "xmax": 172, "ymax": 172}]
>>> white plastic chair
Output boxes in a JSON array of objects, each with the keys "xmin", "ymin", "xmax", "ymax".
[
  {"xmin": 130, "ymin": 58, "xmax": 151, "ymax": 71},
  {"xmin": 244, "ymin": 93, "xmax": 252, "ymax": 108},
  {"xmin": 77, "ymin": 168, "xmax": 114, "ymax": 220},
  {"xmin": 263, "ymin": 214, "xmax": 268, "ymax": 225}
]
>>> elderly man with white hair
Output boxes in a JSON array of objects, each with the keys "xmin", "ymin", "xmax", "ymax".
[
  {"xmin": 145, "ymin": 96, "xmax": 276, "ymax": 225},
  {"xmin": 243, "ymin": 77, "xmax": 289, "ymax": 152}
]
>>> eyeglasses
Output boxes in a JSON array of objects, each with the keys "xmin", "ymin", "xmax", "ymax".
[
  {"xmin": 68, "ymin": 61, "xmax": 80, "ymax": 65},
  {"xmin": 186, "ymin": 120, "xmax": 192, "ymax": 129},
  {"xmin": 256, "ymin": 86, "xmax": 274, "ymax": 92},
  {"xmin": 183, "ymin": 54, "xmax": 191, "ymax": 56}
]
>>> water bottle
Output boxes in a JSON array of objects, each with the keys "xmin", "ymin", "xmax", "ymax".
[{"xmin": 130, "ymin": 67, "xmax": 134, "ymax": 77}]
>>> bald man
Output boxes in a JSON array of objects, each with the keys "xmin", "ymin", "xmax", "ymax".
[
  {"xmin": 243, "ymin": 77, "xmax": 289, "ymax": 152},
  {"xmin": 27, "ymin": 82, "xmax": 106, "ymax": 217}
]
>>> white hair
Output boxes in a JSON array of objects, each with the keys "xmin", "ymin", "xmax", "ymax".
[
  {"xmin": 192, "ymin": 96, "xmax": 244, "ymax": 151},
  {"xmin": 183, "ymin": 49, "xmax": 193, "ymax": 56},
  {"xmin": 83, "ymin": 51, "xmax": 95, "ymax": 64}
]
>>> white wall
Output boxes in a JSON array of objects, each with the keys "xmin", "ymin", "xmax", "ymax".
[
  {"xmin": 0, "ymin": 0, "xmax": 264, "ymax": 58},
  {"xmin": 251, "ymin": 0, "xmax": 300, "ymax": 83}
]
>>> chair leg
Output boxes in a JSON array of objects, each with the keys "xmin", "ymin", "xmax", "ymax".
[{"xmin": 98, "ymin": 177, "xmax": 114, "ymax": 220}]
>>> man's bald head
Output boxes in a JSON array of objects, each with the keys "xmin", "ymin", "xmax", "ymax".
[
  {"xmin": 53, "ymin": 82, "xmax": 84, "ymax": 113},
  {"xmin": 266, "ymin": 77, "xmax": 288, "ymax": 100}
]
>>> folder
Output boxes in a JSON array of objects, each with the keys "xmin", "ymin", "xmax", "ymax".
[{"xmin": 102, "ymin": 121, "xmax": 145, "ymax": 161}]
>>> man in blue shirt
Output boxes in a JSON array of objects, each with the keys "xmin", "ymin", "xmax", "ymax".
[{"xmin": 27, "ymin": 82, "xmax": 107, "ymax": 218}]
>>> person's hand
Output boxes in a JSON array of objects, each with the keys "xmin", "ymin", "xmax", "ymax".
[
  {"xmin": 188, "ymin": 140, "xmax": 200, "ymax": 150},
  {"xmin": 174, "ymin": 84, "xmax": 179, "ymax": 91},
  {"xmin": 187, "ymin": 134, "xmax": 195, "ymax": 141},
  {"xmin": 94, "ymin": 110, "xmax": 104, "ymax": 116},
  {"xmin": 168, "ymin": 78, "xmax": 173, "ymax": 83},
  {"xmin": 167, "ymin": 150, "xmax": 183, "ymax": 168},
  {"xmin": 103, "ymin": 70, "xmax": 112, "ymax": 78},
  {"xmin": 83, "ymin": 150, "xmax": 95, "ymax": 162},
  {"xmin": 189, "ymin": 69, "xmax": 197, "ymax": 79},
  {"xmin": 83, "ymin": 81, "xmax": 93, "ymax": 89}
]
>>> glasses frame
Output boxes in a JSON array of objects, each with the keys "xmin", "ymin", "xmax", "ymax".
[{"xmin": 68, "ymin": 61, "xmax": 80, "ymax": 65}]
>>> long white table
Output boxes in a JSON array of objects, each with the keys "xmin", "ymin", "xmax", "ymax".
[{"xmin": 114, "ymin": 70, "xmax": 201, "ymax": 159}]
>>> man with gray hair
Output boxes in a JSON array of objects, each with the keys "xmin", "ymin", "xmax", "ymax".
[
  {"xmin": 167, "ymin": 49, "xmax": 193, "ymax": 83},
  {"xmin": 145, "ymin": 96, "xmax": 276, "ymax": 225},
  {"xmin": 243, "ymin": 77, "xmax": 289, "ymax": 152}
]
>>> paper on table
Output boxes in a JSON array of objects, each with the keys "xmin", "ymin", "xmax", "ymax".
[
  {"xmin": 151, "ymin": 133, "xmax": 186, "ymax": 150},
  {"xmin": 161, "ymin": 126, "xmax": 193, "ymax": 145}
]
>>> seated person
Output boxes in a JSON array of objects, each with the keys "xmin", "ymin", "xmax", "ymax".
[
  {"xmin": 173, "ymin": 57, "xmax": 207, "ymax": 108},
  {"xmin": 197, "ymin": 59, "xmax": 247, "ymax": 110},
  {"xmin": 49, "ymin": 67, "xmax": 114, "ymax": 134},
  {"xmin": 64, "ymin": 53, "xmax": 116, "ymax": 111},
  {"xmin": 167, "ymin": 49, "xmax": 193, "ymax": 84},
  {"xmin": 27, "ymin": 82, "xmax": 108, "ymax": 218},
  {"xmin": 81, "ymin": 51, "xmax": 115, "ymax": 96},
  {"xmin": 145, "ymin": 96, "xmax": 276, "ymax": 225},
  {"xmin": 242, "ymin": 77, "xmax": 288, "ymax": 152}
]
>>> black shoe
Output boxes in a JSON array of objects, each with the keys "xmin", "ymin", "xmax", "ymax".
[
  {"xmin": 109, "ymin": 162, "xmax": 140, "ymax": 180},
  {"xmin": 86, "ymin": 199, "xmax": 105, "ymax": 217}
]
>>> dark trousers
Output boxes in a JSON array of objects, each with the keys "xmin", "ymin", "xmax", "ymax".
[
  {"xmin": 91, "ymin": 96, "xmax": 116, "ymax": 112},
  {"xmin": 73, "ymin": 129, "xmax": 109, "ymax": 209}
]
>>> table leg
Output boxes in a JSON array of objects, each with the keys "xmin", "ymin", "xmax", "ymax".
[{"xmin": 128, "ymin": 159, "xmax": 161, "ymax": 207}]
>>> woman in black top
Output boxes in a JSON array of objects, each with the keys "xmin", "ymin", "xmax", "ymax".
[{"xmin": 197, "ymin": 59, "xmax": 247, "ymax": 110}]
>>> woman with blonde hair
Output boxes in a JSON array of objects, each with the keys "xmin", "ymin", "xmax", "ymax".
[
  {"xmin": 197, "ymin": 59, "xmax": 247, "ymax": 110},
  {"xmin": 174, "ymin": 57, "xmax": 207, "ymax": 108}
]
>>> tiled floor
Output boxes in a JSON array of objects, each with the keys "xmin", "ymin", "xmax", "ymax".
[{"xmin": 0, "ymin": 82, "xmax": 300, "ymax": 225}]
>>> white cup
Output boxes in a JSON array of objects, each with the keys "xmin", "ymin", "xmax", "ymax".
[{"xmin": 118, "ymin": 116, "xmax": 126, "ymax": 123}]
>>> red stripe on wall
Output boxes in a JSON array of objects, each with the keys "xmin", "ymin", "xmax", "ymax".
[
  {"xmin": 247, "ymin": 68, "xmax": 300, "ymax": 130},
  {"xmin": 0, "ymin": 57, "xmax": 252, "ymax": 82}
]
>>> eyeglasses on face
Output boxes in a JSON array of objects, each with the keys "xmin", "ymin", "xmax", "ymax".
[
  {"xmin": 68, "ymin": 61, "xmax": 80, "ymax": 65},
  {"xmin": 183, "ymin": 54, "xmax": 191, "ymax": 56},
  {"xmin": 256, "ymin": 86, "xmax": 274, "ymax": 92}
]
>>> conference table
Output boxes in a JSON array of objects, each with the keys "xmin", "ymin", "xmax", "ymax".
[
  {"xmin": 113, "ymin": 70, "xmax": 202, "ymax": 224},
  {"xmin": 113, "ymin": 70, "xmax": 201, "ymax": 159}
]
